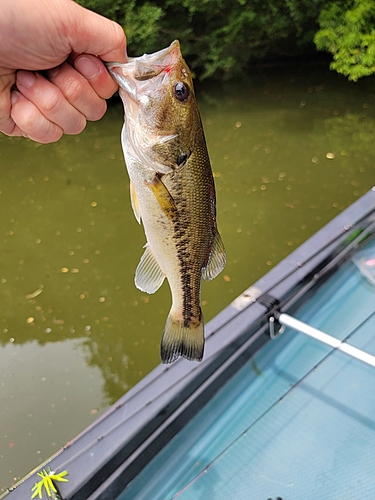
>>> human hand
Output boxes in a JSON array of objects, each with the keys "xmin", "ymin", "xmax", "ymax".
[{"xmin": 0, "ymin": 0, "xmax": 127, "ymax": 143}]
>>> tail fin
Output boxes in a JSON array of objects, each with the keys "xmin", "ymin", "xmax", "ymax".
[{"xmin": 160, "ymin": 313, "xmax": 205, "ymax": 364}]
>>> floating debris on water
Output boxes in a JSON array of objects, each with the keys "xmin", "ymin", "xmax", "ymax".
[{"xmin": 25, "ymin": 285, "xmax": 44, "ymax": 299}]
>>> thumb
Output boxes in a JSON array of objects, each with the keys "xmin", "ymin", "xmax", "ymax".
[{"xmin": 64, "ymin": 1, "xmax": 127, "ymax": 63}]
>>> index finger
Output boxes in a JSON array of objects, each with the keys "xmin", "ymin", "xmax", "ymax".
[{"xmin": 73, "ymin": 54, "xmax": 118, "ymax": 99}]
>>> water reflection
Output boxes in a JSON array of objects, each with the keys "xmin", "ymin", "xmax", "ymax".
[{"xmin": 1, "ymin": 63, "xmax": 375, "ymax": 490}]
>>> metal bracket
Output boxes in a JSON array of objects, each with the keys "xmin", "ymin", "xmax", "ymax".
[{"xmin": 269, "ymin": 316, "xmax": 285, "ymax": 340}]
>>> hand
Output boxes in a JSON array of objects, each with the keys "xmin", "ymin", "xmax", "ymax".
[{"xmin": 0, "ymin": 0, "xmax": 127, "ymax": 143}]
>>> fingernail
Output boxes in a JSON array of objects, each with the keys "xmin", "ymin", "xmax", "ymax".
[
  {"xmin": 75, "ymin": 56, "xmax": 101, "ymax": 80},
  {"xmin": 11, "ymin": 91, "xmax": 19, "ymax": 105},
  {"xmin": 17, "ymin": 71, "xmax": 37, "ymax": 89}
]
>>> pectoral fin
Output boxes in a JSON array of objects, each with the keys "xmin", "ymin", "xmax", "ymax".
[
  {"xmin": 130, "ymin": 181, "xmax": 141, "ymax": 224},
  {"xmin": 135, "ymin": 244, "xmax": 165, "ymax": 294},
  {"xmin": 146, "ymin": 176, "xmax": 177, "ymax": 221},
  {"xmin": 202, "ymin": 231, "xmax": 226, "ymax": 281}
]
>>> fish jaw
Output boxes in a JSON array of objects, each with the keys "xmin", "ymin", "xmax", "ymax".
[
  {"xmin": 107, "ymin": 40, "xmax": 196, "ymax": 176},
  {"xmin": 107, "ymin": 41, "xmax": 182, "ymax": 174},
  {"xmin": 107, "ymin": 40, "xmax": 181, "ymax": 91}
]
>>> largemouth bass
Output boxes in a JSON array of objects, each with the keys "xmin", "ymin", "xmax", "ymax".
[{"xmin": 107, "ymin": 40, "xmax": 226, "ymax": 363}]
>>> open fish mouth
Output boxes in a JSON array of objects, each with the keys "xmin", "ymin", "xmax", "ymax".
[
  {"xmin": 106, "ymin": 40, "xmax": 184, "ymax": 174},
  {"xmin": 106, "ymin": 40, "xmax": 181, "ymax": 92}
]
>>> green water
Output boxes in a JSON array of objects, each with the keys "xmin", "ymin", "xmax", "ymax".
[{"xmin": 0, "ymin": 62, "xmax": 374, "ymax": 491}]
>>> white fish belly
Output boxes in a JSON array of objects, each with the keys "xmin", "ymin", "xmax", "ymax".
[{"xmin": 128, "ymin": 161, "xmax": 185, "ymax": 314}]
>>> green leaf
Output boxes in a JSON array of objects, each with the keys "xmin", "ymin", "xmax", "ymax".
[{"xmin": 314, "ymin": 0, "xmax": 375, "ymax": 81}]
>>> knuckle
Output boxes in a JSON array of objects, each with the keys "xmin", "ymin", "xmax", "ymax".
[
  {"xmin": 43, "ymin": 93, "xmax": 62, "ymax": 114},
  {"xmin": 11, "ymin": 99, "xmax": 63, "ymax": 143},
  {"xmin": 63, "ymin": 77, "xmax": 82, "ymax": 104},
  {"xmin": 14, "ymin": 103, "xmax": 37, "ymax": 130}
]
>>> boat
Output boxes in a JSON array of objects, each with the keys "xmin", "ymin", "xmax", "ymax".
[{"xmin": 3, "ymin": 187, "xmax": 375, "ymax": 500}]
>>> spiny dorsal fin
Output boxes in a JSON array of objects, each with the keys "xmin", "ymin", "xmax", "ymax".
[
  {"xmin": 202, "ymin": 231, "xmax": 226, "ymax": 281},
  {"xmin": 135, "ymin": 244, "xmax": 165, "ymax": 294},
  {"xmin": 130, "ymin": 181, "xmax": 141, "ymax": 224},
  {"xmin": 145, "ymin": 176, "xmax": 178, "ymax": 221}
]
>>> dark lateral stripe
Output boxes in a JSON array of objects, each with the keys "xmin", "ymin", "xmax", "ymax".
[{"xmin": 173, "ymin": 209, "xmax": 197, "ymax": 325}]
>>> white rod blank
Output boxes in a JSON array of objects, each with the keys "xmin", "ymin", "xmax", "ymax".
[{"xmin": 277, "ymin": 313, "xmax": 375, "ymax": 369}]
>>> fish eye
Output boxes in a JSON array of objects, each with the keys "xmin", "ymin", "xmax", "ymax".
[{"xmin": 173, "ymin": 82, "xmax": 190, "ymax": 102}]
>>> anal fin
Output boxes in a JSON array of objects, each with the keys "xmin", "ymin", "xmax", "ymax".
[
  {"xmin": 202, "ymin": 231, "xmax": 226, "ymax": 281},
  {"xmin": 135, "ymin": 244, "xmax": 165, "ymax": 294}
]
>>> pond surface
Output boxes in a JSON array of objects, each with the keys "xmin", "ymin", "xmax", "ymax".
[{"xmin": 1, "ymin": 62, "xmax": 374, "ymax": 491}]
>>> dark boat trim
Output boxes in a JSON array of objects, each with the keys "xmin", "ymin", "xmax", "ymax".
[{"xmin": 3, "ymin": 187, "xmax": 375, "ymax": 500}]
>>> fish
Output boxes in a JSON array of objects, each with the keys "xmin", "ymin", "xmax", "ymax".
[{"xmin": 107, "ymin": 40, "xmax": 226, "ymax": 363}]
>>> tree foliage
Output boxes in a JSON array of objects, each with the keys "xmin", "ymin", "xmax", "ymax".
[
  {"xmin": 77, "ymin": 0, "xmax": 375, "ymax": 81},
  {"xmin": 77, "ymin": 0, "xmax": 323, "ymax": 79},
  {"xmin": 314, "ymin": 0, "xmax": 375, "ymax": 81}
]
